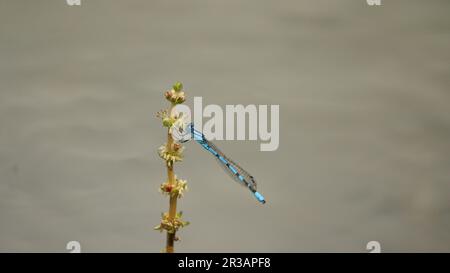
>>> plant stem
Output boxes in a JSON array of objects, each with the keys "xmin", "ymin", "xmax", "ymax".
[{"xmin": 165, "ymin": 104, "xmax": 178, "ymax": 253}]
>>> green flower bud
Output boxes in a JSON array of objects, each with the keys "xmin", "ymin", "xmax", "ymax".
[
  {"xmin": 173, "ymin": 82, "xmax": 183, "ymax": 92},
  {"xmin": 162, "ymin": 117, "xmax": 173, "ymax": 127}
]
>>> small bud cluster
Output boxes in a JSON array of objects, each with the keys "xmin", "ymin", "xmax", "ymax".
[
  {"xmin": 164, "ymin": 82, "xmax": 186, "ymax": 104},
  {"xmin": 154, "ymin": 212, "xmax": 190, "ymax": 234},
  {"xmin": 160, "ymin": 177, "xmax": 188, "ymax": 198}
]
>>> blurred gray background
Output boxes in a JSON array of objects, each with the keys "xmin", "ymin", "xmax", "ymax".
[{"xmin": 0, "ymin": 0, "xmax": 449, "ymax": 252}]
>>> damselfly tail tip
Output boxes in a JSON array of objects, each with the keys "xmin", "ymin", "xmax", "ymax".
[{"xmin": 254, "ymin": 191, "xmax": 266, "ymax": 204}]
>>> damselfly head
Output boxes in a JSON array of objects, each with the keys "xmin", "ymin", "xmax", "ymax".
[{"xmin": 172, "ymin": 120, "xmax": 191, "ymax": 143}]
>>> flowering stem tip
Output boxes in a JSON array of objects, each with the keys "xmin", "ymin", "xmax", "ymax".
[{"xmin": 155, "ymin": 82, "xmax": 189, "ymax": 253}]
